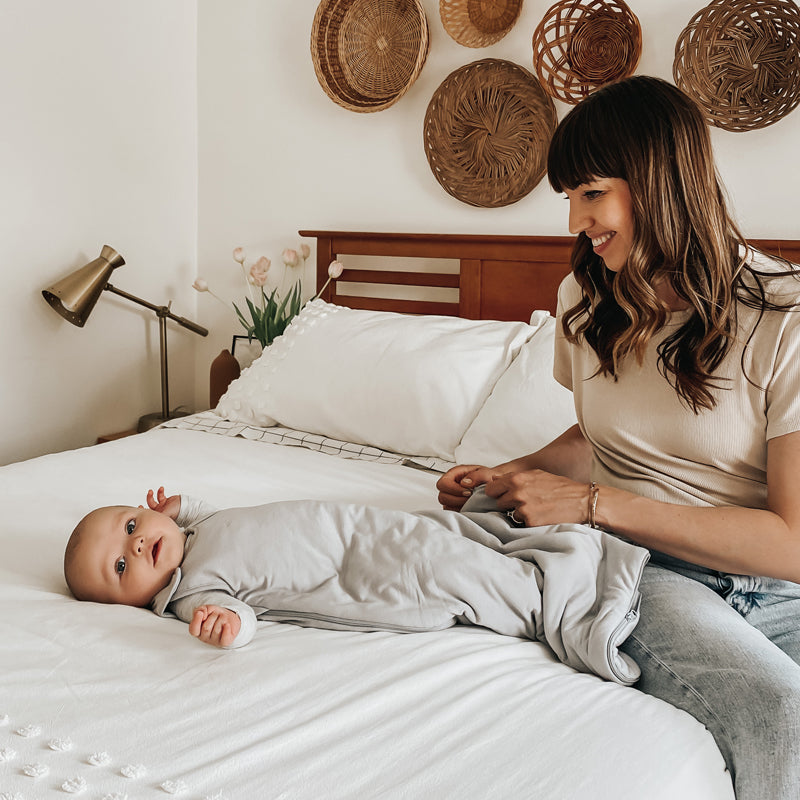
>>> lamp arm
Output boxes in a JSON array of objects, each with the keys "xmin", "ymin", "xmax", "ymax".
[
  {"xmin": 105, "ymin": 284, "xmax": 208, "ymax": 337},
  {"xmin": 104, "ymin": 282, "xmax": 208, "ymax": 428}
]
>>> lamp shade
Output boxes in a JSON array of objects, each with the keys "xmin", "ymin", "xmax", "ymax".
[{"xmin": 42, "ymin": 245, "xmax": 125, "ymax": 327}]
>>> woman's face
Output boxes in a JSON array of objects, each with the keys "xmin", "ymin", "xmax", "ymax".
[{"xmin": 563, "ymin": 178, "xmax": 634, "ymax": 273}]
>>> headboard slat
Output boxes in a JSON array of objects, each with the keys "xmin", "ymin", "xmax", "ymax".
[
  {"xmin": 338, "ymin": 269, "xmax": 460, "ymax": 288},
  {"xmin": 300, "ymin": 230, "xmax": 800, "ymax": 323}
]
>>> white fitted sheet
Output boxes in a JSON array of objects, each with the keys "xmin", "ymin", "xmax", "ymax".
[{"xmin": 0, "ymin": 426, "xmax": 733, "ymax": 799}]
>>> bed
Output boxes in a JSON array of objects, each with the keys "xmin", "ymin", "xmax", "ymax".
[{"xmin": 4, "ymin": 230, "xmax": 798, "ymax": 799}]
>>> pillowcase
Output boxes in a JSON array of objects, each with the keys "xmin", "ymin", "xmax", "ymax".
[
  {"xmin": 454, "ymin": 311, "xmax": 577, "ymax": 466},
  {"xmin": 215, "ymin": 299, "xmax": 536, "ymax": 461}
]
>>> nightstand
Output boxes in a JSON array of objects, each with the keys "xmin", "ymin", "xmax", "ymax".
[{"xmin": 96, "ymin": 429, "xmax": 138, "ymax": 444}]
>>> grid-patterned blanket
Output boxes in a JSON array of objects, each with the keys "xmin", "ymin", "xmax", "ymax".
[{"xmin": 161, "ymin": 412, "xmax": 453, "ymax": 473}]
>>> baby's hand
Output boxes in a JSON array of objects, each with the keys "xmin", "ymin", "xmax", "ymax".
[
  {"xmin": 144, "ymin": 486, "xmax": 181, "ymax": 520},
  {"xmin": 190, "ymin": 605, "xmax": 241, "ymax": 648}
]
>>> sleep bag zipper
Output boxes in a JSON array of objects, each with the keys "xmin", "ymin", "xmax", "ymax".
[
  {"xmin": 605, "ymin": 554, "xmax": 648, "ymax": 684},
  {"xmin": 262, "ymin": 608, "xmax": 452, "ymax": 634}
]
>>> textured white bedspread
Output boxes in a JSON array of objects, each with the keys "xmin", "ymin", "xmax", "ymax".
[{"xmin": 0, "ymin": 426, "xmax": 734, "ymax": 799}]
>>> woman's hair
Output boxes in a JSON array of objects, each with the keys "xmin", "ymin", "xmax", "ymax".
[{"xmin": 547, "ymin": 75, "xmax": 791, "ymax": 412}]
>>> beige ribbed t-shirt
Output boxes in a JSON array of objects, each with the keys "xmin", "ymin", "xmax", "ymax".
[{"xmin": 553, "ymin": 260, "xmax": 800, "ymax": 510}]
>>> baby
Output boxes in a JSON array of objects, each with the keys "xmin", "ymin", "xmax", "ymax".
[{"xmin": 63, "ymin": 487, "xmax": 647, "ymax": 685}]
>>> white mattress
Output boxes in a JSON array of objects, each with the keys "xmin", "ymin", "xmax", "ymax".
[{"xmin": 0, "ymin": 426, "xmax": 734, "ymax": 799}]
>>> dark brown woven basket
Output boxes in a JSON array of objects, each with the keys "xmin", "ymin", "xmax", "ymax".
[
  {"xmin": 439, "ymin": 0, "xmax": 524, "ymax": 48},
  {"xmin": 674, "ymin": 0, "xmax": 800, "ymax": 132},
  {"xmin": 311, "ymin": 0, "xmax": 429, "ymax": 113},
  {"xmin": 532, "ymin": 0, "xmax": 642, "ymax": 105},
  {"xmin": 423, "ymin": 59, "xmax": 558, "ymax": 208}
]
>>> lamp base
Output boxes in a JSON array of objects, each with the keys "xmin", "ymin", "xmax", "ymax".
[{"xmin": 137, "ymin": 409, "xmax": 192, "ymax": 433}]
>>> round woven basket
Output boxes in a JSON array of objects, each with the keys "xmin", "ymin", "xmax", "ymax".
[
  {"xmin": 673, "ymin": 0, "xmax": 800, "ymax": 132},
  {"xmin": 311, "ymin": 0, "xmax": 429, "ymax": 113},
  {"xmin": 423, "ymin": 59, "xmax": 558, "ymax": 207},
  {"xmin": 440, "ymin": 0, "xmax": 524, "ymax": 48},
  {"xmin": 532, "ymin": 0, "xmax": 642, "ymax": 105}
]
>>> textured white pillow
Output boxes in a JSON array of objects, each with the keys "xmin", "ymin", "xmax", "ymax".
[
  {"xmin": 215, "ymin": 299, "xmax": 535, "ymax": 461},
  {"xmin": 454, "ymin": 312, "xmax": 577, "ymax": 466}
]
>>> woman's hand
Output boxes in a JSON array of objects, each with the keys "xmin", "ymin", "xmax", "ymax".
[
  {"xmin": 190, "ymin": 605, "xmax": 241, "ymax": 648},
  {"xmin": 485, "ymin": 469, "xmax": 591, "ymax": 528},
  {"xmin": 144, "ymin": 486, "xmax": 181, "ymax": 520},
  {"xmin": 437, "ymin": 464, "xmax": 499, "ymax": 510}
]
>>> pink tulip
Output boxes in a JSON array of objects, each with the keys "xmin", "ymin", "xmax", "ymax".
[
  {"xmin": 282, "ymin": 248, "xmax": 300, "ymax": 268},
  {"xmin": 328, "ymin": 260, "xmax": 344, "ymax": 279},
  {"xmin": 192, "ymin": 278, "xmax": 209, "ymax": 292},
  {"xmin": 249, "ymin": 256, "xmax": 271, "ymax": 287},
  {"xmin": 311, "ymin": 260, "xmax": 345, "ymax": 302},
  {"xmin": 232, "ymin": 247, "xmax": 246, "ymax": 264},
  {"xmin": 299, "ymin": 243, "xmax": 311, "ymax": 260}
]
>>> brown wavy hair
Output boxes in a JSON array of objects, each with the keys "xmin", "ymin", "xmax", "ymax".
[{"xmin": 547, "ymin": 75, "xmax": 793, "ymax": 412}]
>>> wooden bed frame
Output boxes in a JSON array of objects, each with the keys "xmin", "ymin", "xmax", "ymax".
[{"xmin": 299, "ymin": 230, "xmax": 800, "ymax": 322}]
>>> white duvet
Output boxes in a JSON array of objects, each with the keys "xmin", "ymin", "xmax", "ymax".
[{"xmin": 1, "ymin": 426, "xmax": 733, "ymax": 799}]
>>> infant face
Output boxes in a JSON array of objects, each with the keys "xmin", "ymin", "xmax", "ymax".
[{"xmin": 73, "ymin": 505, "xmax": 186, "ymax": 607}]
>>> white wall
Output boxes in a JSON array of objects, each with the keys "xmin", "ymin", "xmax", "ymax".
[
  {"xmin": 0, "ymin": 1, "xmax": 198, "ymax": 465},
  {"xmin": 194, "ymin": 0, "xmax": 800, "ymax": 402}
]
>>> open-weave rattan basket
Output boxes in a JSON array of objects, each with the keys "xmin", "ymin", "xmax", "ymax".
[
  {"xmin": 532, "ymin": 0, "xmax": 642, "ymax": 105},
  {"xmin": 673, "ymin": 0, "xmax": 800, "ymax": 132},
  {"xmin": 423, "ymin": 59, "xmax": 558, "ymax": 207},
  {"xmin": 311, "ymin": 0, "xmax": 429, "ymax": 113},
  {"xmin": 439, "ymin": 0, "xmax": 523, "ymax": 48}
]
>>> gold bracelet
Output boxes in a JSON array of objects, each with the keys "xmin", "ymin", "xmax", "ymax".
[{"xmin": 589, "ymin": 481, "xmax": 599, "ymax": 529}]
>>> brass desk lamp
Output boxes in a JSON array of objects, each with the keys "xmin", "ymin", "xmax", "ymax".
[{"xmin": 43, "ymin": 245, "xmax": 208, "ymax": 432}]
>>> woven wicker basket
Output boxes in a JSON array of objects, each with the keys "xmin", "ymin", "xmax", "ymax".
[
  {"xmin": 532, "ymin": 0, "xmax": 642, "ymax": 105},
  {"xmin": 439, "ymin": 0, "xmax": 523, "ymax": 48},
  {"xmin": 674, "ymin": 0, "xmax": 800, "ymax": 132},
  {"xmin": 311, "ymin": 0, "xmax": 429, "ymax": 113},
  {"xmin": 423, "ymin": 59, "xmax": 558, "ymax": 208}
]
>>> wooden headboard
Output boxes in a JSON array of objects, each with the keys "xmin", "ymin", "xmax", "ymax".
[
  {"xmin": 299, "ymin": 230, "xmax": 800, "ymax": 322},
  {"xmin": 212, "ymin": 231, "xmax": 799, "ymax": 403}
]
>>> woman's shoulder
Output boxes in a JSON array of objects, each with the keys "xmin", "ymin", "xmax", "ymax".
[
  {"xmin": 557, "ymin": 272, "xmax": 582, "ymax": 310},
  {"xmin": 742, "ymin": 247, "xmax": 800, "ymax": 303}
]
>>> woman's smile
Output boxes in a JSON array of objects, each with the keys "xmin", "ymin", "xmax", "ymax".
[{"xmin": 591, "ymin": 231, "xmax": 615, "ymax": 249}]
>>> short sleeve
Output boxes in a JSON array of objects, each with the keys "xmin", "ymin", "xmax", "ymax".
[
  {"xmin": 553, "ymin": 275, "xmax": 581, "ymax": 391},
  {"xmin": 765, "ymin": 309, "xmax": 800, "ymax": 440}
]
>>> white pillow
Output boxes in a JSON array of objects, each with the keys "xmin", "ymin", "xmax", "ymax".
[
  {"xmin": 454, "ymin": 311, "xmax": 577, "ymax": 466},
  {"xmin": 215, "ymin": 299, "xmax": 535, "ymax": 461}
]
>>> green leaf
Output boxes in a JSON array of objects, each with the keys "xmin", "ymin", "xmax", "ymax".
[
  {"xmin": 290, "ymin": 282, "xmax": 303, "ymax": 316},
  {"xmin": 232, "ymin": 301, "xmax": 250, "ymax": 331},
  {"xmin": 275, "ymin": 286, "xmax": 292, "ymax": 322},
  {"xmin": 245, "ymin": 296, "xmax": 260, "ymax": 323}
]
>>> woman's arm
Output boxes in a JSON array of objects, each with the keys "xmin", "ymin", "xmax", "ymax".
[
  {"xmin": 486, "ymin": 430, "xmax": 800, "ymax": 583},
  {"xmin": 436, "ymin": 424, "xmax": 592, "ymax": 510},
  {"xmin": 498, "ymin": 424, "xmax": 592, "ymax": 483}
]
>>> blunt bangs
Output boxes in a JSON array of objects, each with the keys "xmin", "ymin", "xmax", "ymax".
[{"xmin": 547, "ymin": 91, "xmax": 628, "ymax": 193}]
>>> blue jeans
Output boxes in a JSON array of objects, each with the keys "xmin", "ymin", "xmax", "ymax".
[{"xmin": 620, "ymin": 553, "xmax": 800, "ymax": 799}]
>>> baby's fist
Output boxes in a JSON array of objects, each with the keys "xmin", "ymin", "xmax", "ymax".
[{"xmin": 189, "ymin": 605, "xmax": 241, "ymax": 648}]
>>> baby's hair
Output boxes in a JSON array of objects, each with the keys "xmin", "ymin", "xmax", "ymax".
[{"xmin": 63, "ymin": 513, "xmax": 91, "ymax": 601}]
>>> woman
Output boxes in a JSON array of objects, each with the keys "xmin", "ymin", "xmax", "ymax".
[{"xmin": 437, "ymin": 76, "xmax": 800, "ymax": 799}]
